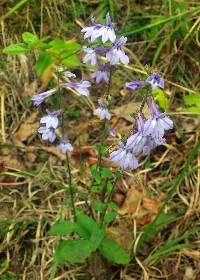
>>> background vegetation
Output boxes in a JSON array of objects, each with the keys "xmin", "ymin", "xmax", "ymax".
[{"xmin": 0, "ymin": 0, "xmax": 200, "ymax": 279}]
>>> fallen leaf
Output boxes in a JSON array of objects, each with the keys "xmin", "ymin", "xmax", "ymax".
[
  {"xmin": 112, "ymin": 102, "xmax": 149, "ymax": 122},
  {"xmin": 13, "ymin": 112, "xmax": 39, "ymax": 143}
]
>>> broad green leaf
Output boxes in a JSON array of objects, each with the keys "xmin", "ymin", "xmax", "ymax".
[
  {"xmin": 183, "ymin": 94, "xmax": 200, "ymax": 107},
  {"xmin": 99, "ymin": 238, "xmax": 130, "ymax": 264},
  {"xmin": 181, "ymin": 107, "xmax": 200, "ymax": 114},
  {"xmin": 54, "ymin": 239, "xmax": 93, "ymax": 264},
  {"xmin": 76, "ymin": 214, "xmax": 98, "ymax": 239},
  {"xmin": 101, "ymin": 168, "xmax": 112, "ymax": 179},
  {"xmin": 153, "ymin": 88, "xmax": 169, "ymax": 110},
  {"xmin": 48, "ymin": 220, "xmax": 76, "ymax": 236},
  {"xmin": 48, "ymin": 39, "xmax": 81, "ymax": 55},
  {"xmin": 22, "ymin": 32, "xmax": 39, "ymax": 46},
  {"xmin": 62, "ymin": 54, "xmax": 80, "ymax": 67},
  {"xmin": 3, "ymin": 43, "xmax": 30, "ymax": 54},
  {"xmin": 104, "ymin": 210, "xmax": 118, "ymax": 224},
  {"xmin": 90, "ymin": 228, "xmax": 104, "ymax": 251},
  {"xmin": 36, "ymin": 51, "xmax": 54, "ymax": 76}
]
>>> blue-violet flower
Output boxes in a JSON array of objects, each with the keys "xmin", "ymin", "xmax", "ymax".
[
  {"xmin": 144, "ymin": 96, "xmax": 173, "ymax": 139},
  {"xmin": 40, "ymin": 110, "xmax": 60, "ymax": 129},
  {"xmin": 146, "ymin": 73, "xmax": 164, "ymax": 90},
  {"xmin": 64, "ymin": 80, "xmax": 91, "ymax": 96},
  {"xmin": 91, "ymin": 64, "xmax": 109, "ymax": 83},
  {"xmin": 106, "ymin": 36, "xmax": 129, "ymax": 65},
  {"xmin": 31, "ymin": 88, "xmax": 56, "ymax": 106},
  {"xmin": 38, "ymin": 127, "xmax": 56, "ymax": 143}
]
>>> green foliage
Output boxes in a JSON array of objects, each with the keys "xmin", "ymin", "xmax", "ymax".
[
  {"xmin": 3, "ymin": 43, "xmax": 30, "ymax": 54},
  {"xmin": 153, "ymin": 88, "xmax": 169, "ymax": 110},
  {"xmin": 99, "ymin": 238, "xmax": 130, "ymax": 264},
  {"xmin": 145, "ymin": 227, "xmax": 200, "ymax": 264},
  {"xmin": 76, "ymin": 214, "xmax": 98, "ymax": 238},
  {"xmin": 3, "ymin": 32, "xmax": 81, "ymax": 78},
  {"xmin": 54, "ymin": 239, "xmax": 93, "ymax": 264},
  {"xmin": 180, "ymin": 94, "xmax": 200, "ymax": 113},
  {"xmin": 104, "ymin": 210, "xmax": 118, "ymax": 224},
  {"xmin": 48, "ymin": 220, "xmax": 76, "ymax": 236},
  {"xmin": 22, "ymin": 32, "xmax": 39, "ymax": 47},
  {"xmin": 36, "ymin": 51, "xmax": 54, "ymax": 76}
]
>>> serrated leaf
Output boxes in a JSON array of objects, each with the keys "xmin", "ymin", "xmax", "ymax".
[
  {"xmin": 36, "ymin": 51, "xmax": 54, "ymax": 76},
  {"xmin": 99, "ymin": 238, "xmax": 130, "ymax": 264},
  {"xmin": 22, "ymin": 32, "xmax": 39, "ymax": 47},
  {"xmin": 54, "ymin": 239, "xmax": 93, "ymax": 264},
  {"xmin": 3, "ymin": 43, "xmax": 30, "ymax": 54},
  {"xmin": 48, "ymin": 220, "xmax": 76, "ymax": 236}
]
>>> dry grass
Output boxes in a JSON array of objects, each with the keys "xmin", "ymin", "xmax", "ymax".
[{"xmin": 0, "ymin": 1, "xmax": 200, "ymax": 279}]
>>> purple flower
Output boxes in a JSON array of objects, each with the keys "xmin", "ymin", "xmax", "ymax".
[
  {"xmin": 146, "ymin": 73, "xmax": 164, "ymax": 90},
  {"xmin": 144, "ymin": 96, "xmax": 173, "ymax": 139},
  {"xmin": 109, "ymin": 142, "xmax": 138, "ymax": 170},
  {"xmin": 31, "ymin": 88, "xmax": 56, "ymax": 106},
  {"xmin": 126, "ymin": 81, "xmax": 144, "ymax": 91},
  {"xmin": 58, "ymin": 138, "xmax": 73, "ymax": 153},
  {"xmin": 126, "ymin": 113, "xmax": 148, "ymax": 155},
  {"xmin": 109, "ymin": 128, "xmax": 116, "ymax": 137},
  {"xmin": 142, "ymin": 136, "xmax": 166, "ymax": 155},
  {"xmin": 106, "ymin": 36, "xmax": 129, "ymax": 65},
  {"xmin": 94, "ymin": 106, "xmax": 111, "ymax": 120},
  {"xmin": 81, "ymin": 13, "xmax": 116, "ymax": 43},
  {"xmin": 38, "ymin": 127, "xmax": 56, "ymax": 143},
  {"xmin": 97, "ymin": 13, "xmax": 116, "ymax": 43},
  {"xmin": 91, "ymin": 64, "xmax": 109, "ymax": 83},
  {"xmin": 83, "ymin": 47, "xmax": 98, "ymax": 66},
  {"xmin": 64, "ymin": 80, "xmax": 91, "ymax": 96},
  {"xmin": 40, "ymin": 110, "xmax": 60, "ymax": 129}
]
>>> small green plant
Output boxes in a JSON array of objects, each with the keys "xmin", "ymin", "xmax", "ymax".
[{"xmin": 3, "ymin": 12, "xmax": 177, "ymax": 279}]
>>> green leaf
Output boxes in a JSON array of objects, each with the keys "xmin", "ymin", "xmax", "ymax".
[
  {"xmin": 36, "ymin": 51, "xmax": 54, "ymax": 76},
  {"xmin": 153, "ymin": 88, "xmax": 169, "ymax": 110},
  {"xmin": 48, "ymin": 39, "xmax": 81, "ymax": 55},
  {"xmin": 94, "ymin": 201, "xmax": 106, "ymax": 213},
  {"xmin": 90, "ymin": 228, "xmax": 104, "ymax": 251},
  {"xmin": 48, "ymin": 220, "xmax": 76, "ymax": 236},
  {"xmin": 54, "ymin": 239, "xmax": 93, "ymax": 264},
  {"xmin": 101, "ymin": 168, "xmax": 112, "ymax": 179},
  {"xmin": 22, "ymin": 32, "xmax": 39, "ymax": 47},
  {"xmin": 62, "ymin": 54, "xmax": 80, "ymax": 67},
  {"xmin": 104, "ymin": 210, "xmax": 118, "ymax": 224},
  {"xmin": 3, "ymin": 43, "xmax": 30, "ymax": 54},
  {"xmin": 76, "ymin": 214, "xmax": 98, "ymax": 239},
  {"xmin": 99, "ymin": 238, "xmax": 130, "ymax": 264},
  {"xmin": 183, "ymin": 94, "xmax": 200, "ymax": 107}
]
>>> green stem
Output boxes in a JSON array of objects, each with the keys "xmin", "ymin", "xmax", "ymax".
[
  {"xmin": 66, "ymin": 151, "xmax": 76, "ymax": 221},
  {"xmin": 100, "ymin": 174, "xmax": 120, "ymax": 227}
]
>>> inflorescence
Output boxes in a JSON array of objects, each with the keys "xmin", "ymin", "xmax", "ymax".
[{"xmin": 31, "ymin": 13, "xmax": 173, "ymax": 170}]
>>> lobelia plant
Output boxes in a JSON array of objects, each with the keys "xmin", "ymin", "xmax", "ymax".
[{"xmin": 3, "ymin": 12, "xmax": 174, "ymax": 279}]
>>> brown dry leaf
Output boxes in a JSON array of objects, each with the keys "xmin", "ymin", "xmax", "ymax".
[
  {"xmin": 0, "ymin": 148, "xmax": 25, "ymax": 184},
  {"xmin": 13, "ymin": 112, "xmax": 39, "ymax": 143},
  {"xmin": 117, "ymin": 188, "xmax": 160, "ymax": 226},
  {"xmin": 112, "ymin": 102, "xmax": 149, "ymax": 122},
  {"xmin": 106, "ymin": 224, "xmax": 132, "ymax": 252},
  {"xmin": 41, "ymin": 64, "xmax": 55, "ymax": 87}
]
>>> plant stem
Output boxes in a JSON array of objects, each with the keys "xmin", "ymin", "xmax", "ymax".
[
  {"xmin": 100, "ymin": 173, "xmax": 120, "ymax": 227},
  {"xmin": 66, "ymin": 152, "xmax": 76, "ymax": 221}
]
